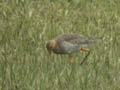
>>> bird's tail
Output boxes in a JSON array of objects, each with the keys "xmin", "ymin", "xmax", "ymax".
[{"xmin": 88, "ymin": 38, "xmax": 102, "ymax": 44}]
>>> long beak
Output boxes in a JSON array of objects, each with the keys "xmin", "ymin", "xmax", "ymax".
[{"xmin": 48, "ymin": 49, "xmax": 52, "ymax": 55}]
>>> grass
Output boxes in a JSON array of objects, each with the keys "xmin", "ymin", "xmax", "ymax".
[{"xmin": 0, "ymin": 0, "xmax": 120, "ymax": 90}]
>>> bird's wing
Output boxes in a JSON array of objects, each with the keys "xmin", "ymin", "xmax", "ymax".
[
  {"xmin": 56, "ymin": 34, "xmax": 89, "ymax": 45},
  {"xmin": 55, "ymin": 34, "xmax": 101, "ymax": 53},
  {"xmin": 55, "ymin": 34, "xmax": 89, "ymax": 53}
]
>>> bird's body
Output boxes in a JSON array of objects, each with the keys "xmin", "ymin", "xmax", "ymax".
[{"xmin": 46, "ymin": 34, "xmax": 101, "ymax": 64}]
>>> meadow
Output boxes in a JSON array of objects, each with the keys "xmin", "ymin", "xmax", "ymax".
[{"xmin": 0, "ymin": 0, "xmax": 120, "ymax": 90}]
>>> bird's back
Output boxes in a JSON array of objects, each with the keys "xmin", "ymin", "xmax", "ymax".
[
  {"xmin": 56, "ymin": 34, "xmax": 98, "ymax": 45},
  {"xmin": 55, "ymin": 34, "xmax": 101, "ymax": 54}
]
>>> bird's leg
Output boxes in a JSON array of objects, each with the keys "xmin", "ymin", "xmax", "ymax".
[
  {"xmin": 69, "ymin": 54, "xmax": 74, "ymax": 64},
  {"xmin": 80, "ymin": 48, "xmax": 90, "ymax": 65}
]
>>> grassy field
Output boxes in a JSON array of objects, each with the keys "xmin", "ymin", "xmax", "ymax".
[{"xmin": 0, "ymin": 0, "xmax": 120, "ymax": 90}]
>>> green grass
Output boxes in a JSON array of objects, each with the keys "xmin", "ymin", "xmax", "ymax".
[{"xmin": 0, "ymin": 0, "xmax": 120, "ymax": 90}]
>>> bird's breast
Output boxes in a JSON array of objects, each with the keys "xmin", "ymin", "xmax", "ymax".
[{"xmin": 52, "ymin": 44, "xmax": 67, "ymax": 54}]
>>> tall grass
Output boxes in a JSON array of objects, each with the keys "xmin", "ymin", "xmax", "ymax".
[{"xmin": 0, "ymin": 0, "xmax": 120, "ymax": 90}]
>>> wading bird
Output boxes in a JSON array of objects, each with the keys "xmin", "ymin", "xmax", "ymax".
[{"xmin": 46, "ymin": 34, "xmax": 100, "ymax": 64}]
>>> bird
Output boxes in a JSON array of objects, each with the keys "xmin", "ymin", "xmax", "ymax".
[{"xmin": 46, "ymin": 34, "xmax": 101, "ymax": 64}]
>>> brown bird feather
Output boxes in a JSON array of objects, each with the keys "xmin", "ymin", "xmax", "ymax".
[{"xmin": 46, "ymin": 34, "xmax": 101, "ymax": 64}]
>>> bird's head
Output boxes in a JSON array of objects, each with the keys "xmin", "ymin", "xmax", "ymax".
[{"xmin": 46, "ymin": 40, "xmax": 57, "ymax": 54}]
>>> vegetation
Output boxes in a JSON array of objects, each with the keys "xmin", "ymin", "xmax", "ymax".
[{"xmin": 0, "ymin": 0, "xmax": 120, "ymax": 90}]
